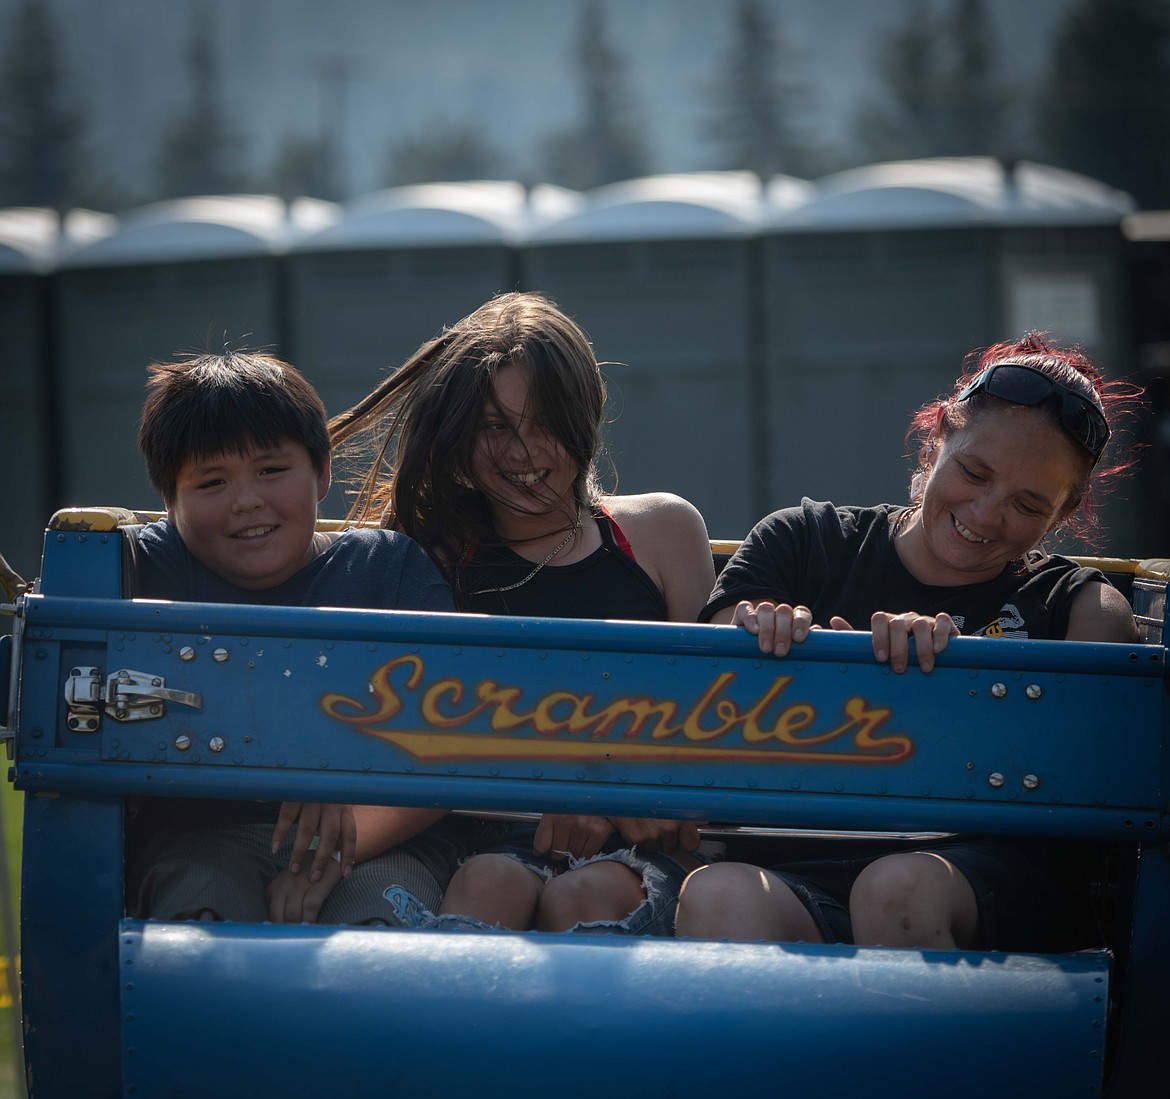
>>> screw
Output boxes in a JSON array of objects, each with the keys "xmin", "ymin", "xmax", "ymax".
[
  {"xmin": 174, "ymin": 735, "xmax": 191, "ymax": 751},
  {"xmin": 1025, "ymin": 684, "xmax": 1042, "ymax": 700},
  {"xmin": 990, "ymin": 683, "xmax": 1007, "ymax": 698},
  {"xmin": 209, "ymin": 737, "xmax": 225, "ymax": 753},
  {"xmin": 212, "ymin": 648, "xmax": 229, "ymax": 664},
  {"xmin": 988, "ymin": 772, "xmax": 1005, "ymax": 788},
  {"xmin": 179, "ymin": 647, "xmax": 196, "ymax": 662},
  {"xmin": 1022, "ymin": 774, "xmax": 1040, "ymax": 790}
]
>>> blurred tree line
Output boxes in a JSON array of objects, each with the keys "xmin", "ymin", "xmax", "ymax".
[{"xmin": 1, "ymin": 0, "xmax": 1168, "ymax": 212}]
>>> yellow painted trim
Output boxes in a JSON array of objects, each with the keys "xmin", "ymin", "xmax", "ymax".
[
  {"xmin": 40, "ymin": 512, "xmax": 1170, "ymax": 584},
  {"xmin": 1137, "ymin": 559, "xmax": 1170, "ymax": 582},
  {"xmin": 48, "ymin": 507, "xmax": 160, "ymax": 532}
]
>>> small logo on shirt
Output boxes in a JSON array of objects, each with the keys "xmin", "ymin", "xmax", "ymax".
[{"xmin": 976, "ymin": 603, "xmax": 1027, "ymax": 639}]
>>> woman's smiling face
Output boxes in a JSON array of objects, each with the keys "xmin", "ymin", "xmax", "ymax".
[{"xmin": 902, "ymin": 404, "xmax": 1083, "ymax": 586}]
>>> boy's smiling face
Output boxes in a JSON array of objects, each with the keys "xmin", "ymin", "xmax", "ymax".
[{"xmin": 167, "ymin": 439, "xmax": 330, "ymax": 590}]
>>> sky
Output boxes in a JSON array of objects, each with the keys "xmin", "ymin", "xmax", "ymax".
[{"xmin": 8, "ymin": 0, "xmax": 1079, "ymax": 200}]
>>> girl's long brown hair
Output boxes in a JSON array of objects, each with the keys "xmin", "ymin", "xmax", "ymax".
[{"xmin": 328, "ymin": 292, "xmax": 608, "ymax": 578}]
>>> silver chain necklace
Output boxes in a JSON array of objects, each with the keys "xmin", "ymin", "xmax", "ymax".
[{"xmin": 475, "ymin": 506, "xmax": 584, "ymax": 595}]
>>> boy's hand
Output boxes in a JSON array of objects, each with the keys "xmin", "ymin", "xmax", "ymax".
[
  {"xmin": 266, "ymin": 859, "xmax": 343, "ymax": 923},
  {"xmin": 272, "ymin": 802, "xmax": 357, "ymax": 881}
]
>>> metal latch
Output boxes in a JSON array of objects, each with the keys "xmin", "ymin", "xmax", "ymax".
[{"xmin": 65, "ymin": 666, "xmax": 202, "ymax": 732}]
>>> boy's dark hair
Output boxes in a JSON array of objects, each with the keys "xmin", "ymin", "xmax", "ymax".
[{"xmin": 137, "ymin": 350, "xmax": 329, "ymax": 503}]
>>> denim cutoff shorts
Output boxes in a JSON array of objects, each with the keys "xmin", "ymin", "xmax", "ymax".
[
  {"xmin": 427, "ymin": 819, "xmax": 704, "ymax": 937},
  {"xmin": 767, "ymin": 837, "xmax": 1072, "ymax": 950}
]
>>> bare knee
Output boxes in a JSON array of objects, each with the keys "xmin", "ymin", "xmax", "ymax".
[
  {"xmin": 440, "ymin": 854, "xmax": 542, "ymax": 929},
  {"xmin": 535, "ymin": 860, "xmax": 644, "ymax": 932},
  {"xmin": 850, "ymin": 853, "xmax": 977, "ymax": 949},
  {"xmin": 676, "ymin": 862, "xmax": 822, "ymax": 943}
]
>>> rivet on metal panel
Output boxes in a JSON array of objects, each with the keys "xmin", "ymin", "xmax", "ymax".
[
  {"xmin": 1022, "ymin": 774, "xmax": 1040, "ymax": 790},
  {"xmin": 212, "ymin": 648, "xmax": 229, "ymax": 664},
  {"xmin": 988, "ymin": 772, "xmax": 1005, "ymax": 788},
  {"xmin": 1025, "ymin": 684, "xmax": 1043, "ymax": 700},
  {"xmin": 990, "ymin": 683, "xmax": 1007, "ymax": 698}
]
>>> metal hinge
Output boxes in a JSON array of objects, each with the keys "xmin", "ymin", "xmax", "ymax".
[{"xmin": 65, "ymin": 666, "xmax": 202, "ymax": 732}]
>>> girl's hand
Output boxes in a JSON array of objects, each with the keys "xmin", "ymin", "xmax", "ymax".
[
  {"xmin": 533, "ymin": 814, "xmax": 615, "ymax": 861},
  {"xmin": 272, "ymin": 802, "xmax": 357, "ymax": 882},
  {"xmin": 609, "ymin": 817, "xmax": 703, "ymax": 855}
]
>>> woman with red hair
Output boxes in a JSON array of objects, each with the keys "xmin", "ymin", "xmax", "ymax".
[{"xmin": 676, "ymin": 333, "xmax": 1143, "ymax": 952}]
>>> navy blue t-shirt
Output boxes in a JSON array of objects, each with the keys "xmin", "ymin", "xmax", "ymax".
[{"xmin": 134, "ymin": 520, "xmax": 453, "ymax": 612}]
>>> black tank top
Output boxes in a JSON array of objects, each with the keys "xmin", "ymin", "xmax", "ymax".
[{"xmin": 459, "ymin": 507, "xmax": 668, "ymax": 621}]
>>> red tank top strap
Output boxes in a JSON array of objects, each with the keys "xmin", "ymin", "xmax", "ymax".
[{"xmin": 597, "ymin": 502, "xmax": 637, "ymax": 562}]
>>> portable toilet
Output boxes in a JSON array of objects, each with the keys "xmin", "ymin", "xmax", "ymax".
[
  {"xmin": 760, "ymin": 157, "xmax": 1137, "ymax": 553},
  {"xmin": 52, "ymin": 195, "xmax": 337, "ymax": 511},
  {"xmin": 0, "ymin": 207, "xmax": 115, "ymax": 581},
  {"xmin": 1122, "ymin": 209, "xmax": 1170, "ymax": 554},
  {"xmin": 521, "ymin": 172, "xmax": 801, "ymax": 539},
  {"xmin": 284, "ymin": 180, "xmax": 580, "ymax": 515}
]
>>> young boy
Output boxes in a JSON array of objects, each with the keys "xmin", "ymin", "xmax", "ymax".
[{"xmin": 126, "ymin": 350, "xmax": 471, "ymax": 925}]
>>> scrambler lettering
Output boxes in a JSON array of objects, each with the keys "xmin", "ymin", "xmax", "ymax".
[{"xmin": 321, "ymin": 654, "xmax": 913, "ymax": 764}]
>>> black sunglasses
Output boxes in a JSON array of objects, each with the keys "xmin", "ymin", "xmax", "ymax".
[{"xmin": 956, "ymin": 362, "xmax": 1110, "ymax": 462}]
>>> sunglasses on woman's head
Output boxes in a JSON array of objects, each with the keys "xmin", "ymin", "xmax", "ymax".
[{"xmin": 956, "ymin": 362, "xmax": 1110, "ymax": 462}]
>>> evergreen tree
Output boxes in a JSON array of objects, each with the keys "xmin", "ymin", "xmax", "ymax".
[
  {"xmin": 154, "ymin": 0, "xmax": 249, "ymax": 199},
  {"xmin": 945, "ymin": 0, "xmax": 1008, "ymax": 155},
  {"xmin": 272, "ymin": 134, "xmax": 343, "ymax": 202},
  {"xmin": 854, "ymin": 0, "xmax": 946, "ymax": 162},
  {"xmin": 705, "ymin": 0, "xmax": 821, "ymax": 179},
  {"xmin": 382, "ymin": 117, "xmax": 504, "ymax": 187},
  {"xmin": 1037, "ymin": 0, "xmax": 1170, "ymax": 209},
  {"xmin": 0, "ymin": 0, "xmax": 84, "ymax": 209},
  {"xmin": 852, "ymin": 0, "xmax": 1010, "ymax": 163},
  {"xmin": 539, "ymin": 0, "xmax": 650, "ymax": 189}
]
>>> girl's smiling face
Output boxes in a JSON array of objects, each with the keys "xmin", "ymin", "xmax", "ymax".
[
  {"xmin": 472, "ymin": 364, "xmax": 578, "ymax": 529},
  {"xmin": 900, "ymin": 404, "xmax": 1083, "ymax": 586}
]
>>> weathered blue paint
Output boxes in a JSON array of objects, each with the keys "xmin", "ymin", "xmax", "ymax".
[
  {"xmin": 4, "ymin": 522, "xmax": 1169, "ymax": 1098},
  {"xmin": 121, "ymin": 923, "xmax": 1110, "ymax": 1099}
]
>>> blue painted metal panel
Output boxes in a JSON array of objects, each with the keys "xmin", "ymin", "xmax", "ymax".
[
  {"xmin": 37, "ymin": 531, "xmax": 124, "ymax": 597},
  {"xmin": 1100, "ymin": 806, "xmax": 1170, "ymax": 1093},
  {"xmin": 9, "ymin": 529, "xmax": 1169, "ymax": 1097},
  {"xmin": 13, "ymin": 594, "xmax": 1168, "ymax": 840},
  {"xmin": 120, "ymin": 922, "xmax": 1109, "ymax": 1099},
  {"xmin": 22, "ymin": 794, "xmax": 123, "ymax": 1099}
]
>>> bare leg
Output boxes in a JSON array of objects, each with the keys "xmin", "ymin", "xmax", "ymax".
[
  {"xmin": 675, "ymin": 862, "xmax": 824, "ymax": 942},
  {"xmin": 438, "ymin": 854, "xmax": 544, "ymax": 930},
  {"xmin": 534, "ymin": 860, "xmax": 645, "ymax": 932},
  {"xmin": 849, "ymin": 852, "xmax": 979, "ymax": 949}
]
